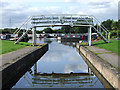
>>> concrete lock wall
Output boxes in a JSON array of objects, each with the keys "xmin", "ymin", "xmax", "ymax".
[
  {"xmin": 79, "ymin": 53, "xmax": 114, "ymax": 88},
  {"xmin": 79, "ymin": 46, "xmax": 120, "ymax": 89},
  {"xmin": 2, "ymin": 44, "xmax": 48, "ymax": 89}
]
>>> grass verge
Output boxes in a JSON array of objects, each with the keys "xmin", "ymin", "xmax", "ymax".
[
  {"xmin": 91, "ymin": 39, "xmax": 120, "ymax": 55},
  {"xmin": 0, "ymin": 40, "xmax": 33, "ymax": 55}
]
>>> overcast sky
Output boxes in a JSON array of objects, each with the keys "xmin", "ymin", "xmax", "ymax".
[{"xmin": 0, "ymin": 0, "xmax": 119, "ymax": 29}]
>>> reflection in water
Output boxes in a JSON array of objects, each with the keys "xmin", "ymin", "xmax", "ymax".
[
  {"xmin": 21, "ymin": 63, "xmax": 99, "ymax": 88},
  {"xmin": 36, "ymin": 41, "xmax": 88, "ymax": 73},
  {"xmin": 58, "ymin": 40, "xmax": 77, "ymax": 48},
  {"xmin": 22, "ymin": 70, "xmax": 98, "ymax": 88},
  {"xmin": 12, "ymin": 38, "xmax": 104, "ymax": 88},
  {"xmin": 64, "ymin": 64, "xmax": 88, "ymax": 73}
]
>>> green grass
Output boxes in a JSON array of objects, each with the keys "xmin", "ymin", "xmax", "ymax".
[
  {"xmin": 0, "ymin": 40, "xmax": 32, "ymax": 55},
  {"xmin": 91, "ymin": 39, "xmax": 120, "ymax": 55},
  {"xmin": 79, "ymin": 42, "xmax": 88, "ymax": 45}
]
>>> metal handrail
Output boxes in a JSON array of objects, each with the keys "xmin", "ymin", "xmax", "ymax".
[
  {"xmin": 82, "ymin": 15, "xmax": 109, "ymax": 42},
  {"xmin": 14, "ymin": 28, "xmax": 31, "ymax": 44},
  {"xmin": 13, "ymin": 16, "xmax": 31, "ymax": 35},
  {"xmin": 14, "ymin": 14, "xmax": 110, "ymax": 44},
  {"xmin": 91, "ymin": 15, "xmax": 109, "ymax": 32}
]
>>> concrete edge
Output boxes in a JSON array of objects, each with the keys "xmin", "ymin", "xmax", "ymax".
[
  {"xmin": 0, "ymin": 40, "xmax": 2, "ymax": 90},
  {"xmin": 1, "ymin": 45, "xmax": 47, "ymax": 70},
  {"xmin": 86, "ymin": 46, "xmax": 120, "ymax": 71},
  {"xmin": 2, "ymin": 44, "xmax": 48, "ymax": 89},
  {"xmin": 79, "ymin": 46, "xmax": 120, "ymax": 89},
  {"xmin": 79, "ymin": 52, "xmax": 114, "ymax": 88}
]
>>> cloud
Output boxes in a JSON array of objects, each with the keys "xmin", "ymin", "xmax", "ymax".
[
  {"xmin": 118, "ymin": 1, "xmax": 120, "ymax": 19},
  {"xmin": 65, "ymin": 0, "xmax": 118, "ymax": 5},
  {"xmin": 1, "ymin": 4, "xmax": 62, "ymax": 28},
  {"xmin": 64, "ymin": 64, "xmax": 88, "ymax": 73},
  {"xmin": 67, "ymin": 0, "xmax": 118, "ymax": 21},
  {"xmin": 1, "ymin": 0, "xmax": 119, "ymax": 28},
  {"xmin": 88, "ymin": 2, "xmax": 111, "ymax": 8},
  {"xmin": 41, "ymin": 42, "xmax": 74, "ymax": 62}
]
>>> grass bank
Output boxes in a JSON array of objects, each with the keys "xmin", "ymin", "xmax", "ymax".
[
  {"xmin": 91, "ymin": 39, "xmax": 119, "ymax": 55},
  {"xmin": 0, "ymin": 40, "xmax": 32, "ymax": 55}
]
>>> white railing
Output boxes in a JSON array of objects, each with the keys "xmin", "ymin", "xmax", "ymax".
[
  {"xmin": 13, "ymin": 16, "xmax": 32, "ymax": 35},
  {"xmin": 14, "ymin": 14, "xmax": 110, "ymax": 44}
]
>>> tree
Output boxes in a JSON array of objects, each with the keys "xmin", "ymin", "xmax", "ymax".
[
  {"xmin": 73, "ymin": 27, "xmax": 88, "ymax": 33},
  {"xmin": 54, "ymin": 29, "xmax": 62, "ymax": 33},
  {"xmin": 43, "ymin": 28, "xmax": 54, "ymax": 33},
  {"xmin": 101, "ymin": 19, "xmax": 113, "ymax": 30},
  {"xmin": 69, "ymin": 28, "xmax": 75, "ymax": 33},
  {"xmin": 74, "ymin": 27, "xmax": 80, "ymax": 33},
  {"xmin": 118, "ymin": 19, "xmax": 120, "ymax": 30},
  {"xmin": 61, "ymin": 26, "xmax": 71, "ymax": 33},
  {"xmin": 36, "ymin": 30, "xmax": 42, "ymax": 34},
  {"xmin": 111, "ymin": 21, "xmax": 118, "ymax": 30}
]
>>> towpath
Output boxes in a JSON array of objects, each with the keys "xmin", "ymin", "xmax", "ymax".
[
  {"xmin": 86, "ymin": 46, "xmax": 120, "ymax": 70},
  {"xmin": 0, "ymin": 47, "xmax": 37, "ymax": 69}
]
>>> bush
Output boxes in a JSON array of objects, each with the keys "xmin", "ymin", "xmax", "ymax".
[
  {"xmin": 102, "ymin": 31, "xmax": 106, "ymax": 37},
  {"xmin": 110, "ymin": 30, "xmax": 120, "ymax": 39},
  {"xmin": 111, "ymin": 36, "xmax": 117, "ymax": 39},
  {"xmin": 117, "ymin": 30, "xmax": 120, "ymax": 38}
]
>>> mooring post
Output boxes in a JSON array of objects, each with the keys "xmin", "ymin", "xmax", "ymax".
[
  {"xmin": 32, "ymin": 27, "xmax": 36, "ymax": 46},
  {"xmin": 88, "ymin": 26, "xmax": 92, "ymax": 46}
]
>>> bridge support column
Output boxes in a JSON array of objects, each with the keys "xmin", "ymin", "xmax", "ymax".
[
  {"xmin": 88, "ymin": 26, "xmax": 92, "ymax": 46},
  {"xmin": 32, "ymin": 27, "xmax": 36, "ymax": 46},
  {"xmin": 33, "ymin": 63, "xmax": 37, "ymax": 75}
]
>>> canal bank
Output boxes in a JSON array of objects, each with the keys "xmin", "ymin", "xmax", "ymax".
[
  {"xmin": 76, "ymin": 44, "xmax": 120, "ymax": 89},
  {"xmin": 12, "ymin": 38, "xmax": 106, "ymax": 88},
  {"xmin": 1, "ymin": 44, "xmax": 48, "ymax": 89}
]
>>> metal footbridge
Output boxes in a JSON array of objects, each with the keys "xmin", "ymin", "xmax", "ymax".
[{"xmin": 13, "ymin": 14, "xmax": 110, "ymax": 46}]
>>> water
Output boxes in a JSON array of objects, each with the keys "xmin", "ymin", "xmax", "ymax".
[{"xmin": 12, "ymin": 38, "xmax": 104, "ymax": 88}]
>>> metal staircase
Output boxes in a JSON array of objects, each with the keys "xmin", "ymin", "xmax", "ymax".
[
  {"xmin": 92, "ymin": 26, "xmax": 109, "ymax": 43},
  {"xmin": 13, "ymin": 14, "xmax": 110, "ymax": 44},
  {"xmin": 14, "ymin": 30, "xmax": 30, "ymax": 44},
  {"xmin": 78, "ymin": 15, "xmax": 109, "ymax": 43},
  {"xmin": 13, "ymin": 16, "xmax": 32, "ymax": 44},
  {"xmin": 86, "ymin": 15, "xmax": 110, "ymax": 43}
]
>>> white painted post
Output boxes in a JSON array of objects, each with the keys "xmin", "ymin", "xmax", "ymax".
[
  {"xmin": 88, "ymin": 26, "xmax": 92, "ymax": 46},
  {"xmin": 108, "ymin": 32, "xmax": 110, "ymax": 40},
  {"xmin": 23, "ymin": 29, "xmax": 25, "ymax": 35},
  {"xmin": 97, "ymin": 24, "xmax": 98, "ymax": 31},
  {"xmin": 32, "ymin": 27, "xmax": 36, "ymax": 46}
]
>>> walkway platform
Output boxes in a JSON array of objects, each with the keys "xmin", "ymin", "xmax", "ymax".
[{"xmin": 85, "ymin": 46, "xmax": 120, "ymax": 70}]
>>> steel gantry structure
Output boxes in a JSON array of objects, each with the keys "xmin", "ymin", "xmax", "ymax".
[{"xmin": 14, "ymin": 14, "xmax": 110, "ymax": 46}]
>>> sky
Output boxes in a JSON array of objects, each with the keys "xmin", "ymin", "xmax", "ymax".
[{"xmin": 0, "ymin": 0, "xmax": 119, "ymax": 29}]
